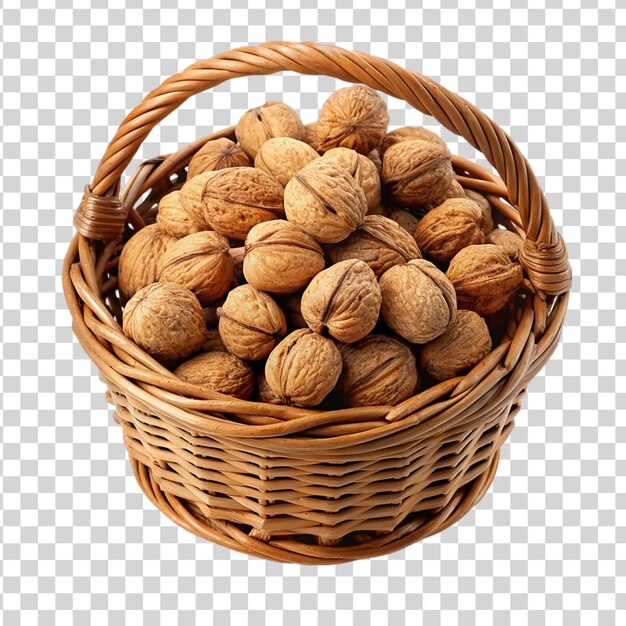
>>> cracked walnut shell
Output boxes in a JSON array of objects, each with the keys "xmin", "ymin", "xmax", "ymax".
[
  {"xmin": 243, "ymin": 220, "xmax": 325, "ymax": 293},
  {"xmin": 122, "ymin": 282, "xmax": 206, "ymax": 363},
  {"xmin": 414, "ymin": 198, "xmax": 485, "ymax": 263},
  {"xmin": 235, "ymin": 101, "xmax": 305, "ymax": 159},
  {"xmin": 254, "ymin": 137, "xmax": 319, "ymax": 187},
  {"xmin": 338, "ymin": 334, "xmax": 419, "ymax": 407},
  {"xmin": 328, "ymin": 215, "xmax": 422, "ymax": 277},
  {"xmin": 118, "ymin": 223, "xmax": 177, "ymax": 303},
  {"xmin": 284, "ymin": 160, "xmax": 367, "ymax": 243},
  {"xmin": 265, "ymin": 329, "xmax": 343, "ymax": 407},
  {"xmin": 382, "ymin": 140, "xmax": 454, "ymax": 208},
  {"xmin": 301, "ymin": 259, "xmax": 382, "ymax": 344},
  {"xmin": 217, "ymin": 285, "xmax": 287, "ymax": 361},
  {"xmin": 158, "ymin": 230, "xmax": 233, "ymax": 305},
  {"xmin": 420, "ymin": 310, "xmax": 492, "ymax": 381},
  {"xmin": 446, "ymin": 244, "xmax": 524, "ymax": 315},
  {"xmin": 315, "ymin": 85, "xmax": 389, "ymax": 155},
  {"xmin": 380, "ymin": 259, "xmax": 457, "ymax": 344},
  {"xmin": 187, "ymin": 137, "xmax": 250, "ymax": 179},
  {"xmin": 174, "ymin": 351, "xmax": 254, "ymax": 400}
]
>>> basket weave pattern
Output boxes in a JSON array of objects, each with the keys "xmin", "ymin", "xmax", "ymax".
[{"xmin": 63, "ymin": 42, "xmax": 571, "ymax": 564}]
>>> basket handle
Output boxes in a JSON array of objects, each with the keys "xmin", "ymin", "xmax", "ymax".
[{"xmin": 74, "ymin": 41, "xmax": 571, "ymax": 296}]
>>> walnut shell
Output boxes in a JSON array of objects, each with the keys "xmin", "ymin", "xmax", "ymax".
[
  {"xmin": 380, "ymin": 126, "xmax": 448, "ymax": 155},
  {"xmin": 420, "ymin": 310, "xmax": 492, "ymax": 381},
  {"xmin": 337, "ymin": 334, "xmax": 419, "ymax": 407},
  {"xmin": 276, "ymin": 292, "xmax": 307, "ymax": 330},
  {"xmin": 254, "ymin": 137, "xmax": 319, "ymax": 186},
  {"xmin": 382, "ymin": 140, "xmax": 454, "ymax": 208},
  {"xmin": 284, "ymin": 160, "xmax": 368, "ymax": 243},
  {"xmin": 122, "ymin": 282, "xmax": 206, "ymax": 363},
  {"xmin": 228, "ymin": 246, "xmax": 245, "ymax": 284},
  {"xmin": 328, "ymin": 215, "xmax": 422, "ymax": 277},
  {"xmin": 265, "ymin": 329, "xmax": 342, "ymax": 407},
  {"xmin": 156, "ymin": 190, "xmax": 206, "ymax": 238},
  {"xmin": 380, "ymin": 259, "xmax": 457, "ymax": 344},
  {"xmin": 158, "ymin": 231, "xmax": 233, "ymax": 305},
  {"xmin": 201, "ymin": 328, "xmax": 227, "ymax": 353},
  {"xmin": 118, "ymin": 224, "xmax": 177, "ymax": 303},
  {"xmin": 315, "ymin": 86, "xmax": 389, "ymax": 155},
  {"xmin": 181, "ymin": 167, "xmax": 284, "ymax": 240},
  {"xmin": 301, "ymin": 259, "xmax": 381, "ymax": 343},
  {"xmin": 485, "ymin": 228, "xmax": 523, "ymax": 261},
  {"xmin": 303, "ymin": 122, "xmax": 321, "ymax": 151},
  {"xmin": 243, "ymin": 220, "xmax": 325, "ymax": 293},
  {"xmin": 446, "ymin": 244, "xmax": 524, "ymax": 315},
  {"xmin": 388, "ymin": 209, "xmax": 421, "ymax": 235},
  {"xmin": 367, "ymin": 148, "xmax": 383, "ymax": 175},
  {"xmin": 187, "ymin": 137, "xmax": 250, "ymax": 179},
  {"xmin": 464, "ymin": 189, "xmax": 494, "ymax": 233},
  {"xmin": 235, "ymin": 101, "xmax": 305, "ymax": 158},
  {"xmin": 174, "ymin": 351, "xmax": 254, "ymax": 400},
  {"xmin": 256, "ymin": 371, "xmax": 285, "ymax": 405},
  {"xmin": 217, "ymin": 284, "xmax": 287, "ymax": 360},
  {"xmin": 414, "ymin": 198, "xmax": 485, "ymax": 263},
  {"xmin": 322, "ymin": 147, "xmax": 381, "ymax": 211}
]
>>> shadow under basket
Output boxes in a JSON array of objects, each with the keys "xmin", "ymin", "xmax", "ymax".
[{"xmin": 63, "ymin": 42, "xmax": 572, "ymax": 564}]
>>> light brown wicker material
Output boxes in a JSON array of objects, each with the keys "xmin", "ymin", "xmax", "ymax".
[{"xmin": 63, "ymin": 42, "xmax": 572, "ymax": 564}]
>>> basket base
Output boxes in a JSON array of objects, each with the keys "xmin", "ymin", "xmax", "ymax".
[{"xmin": 129, "ymin": 449, "xmax": 501, "ymax": 565}]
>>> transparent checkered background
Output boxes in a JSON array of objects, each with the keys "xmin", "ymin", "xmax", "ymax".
[{"xmin": 1, "ymin": 1, "xmax": 624, "ymax": 624}]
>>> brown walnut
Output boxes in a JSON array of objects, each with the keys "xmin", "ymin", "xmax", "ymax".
[
  {"xmin": 420, "ymin": 310, "xmax": 492, "ymax": 381},
  {"xmin": 118, "ymin": 224, "xmax": 177, "ymax": 303},
  {"xmin": 300, "ymin": 259, "xmax": 382, "ymax": 344},
  {"xmin": 158, "ymin": 230, "xmax": 233, "ymax": 305},
  {"xmin": 265, "ymin": 329, "xmax": 343, "ymax": 407},
  {"xmin": 156, "ymin": 190, "xmax": 206, "ymax": 238},
  {"xmin": 174, "ymin": 351, "xmax": 254, "ymax": 400},
  {"xmin": 254, "ymin": 137, "xmax": 319, "ymax": 186},
  {"xmin": 446, "ymin": 244, "xmax": 524, "ymax": 315},
  {"xmin": 328, "ymin": 215, "xmax": 422, "ymax": 277},
  {"xmin": 315, "ymin": 85, "xmax": 389, "ymax": 155},
  {"xmin": 243, "ymin": 220, "xmax": 325, "ymax": 293},
  {"xmin": 256, "ymin": 371, "xmax": 285, "ymax": 405},
  {"xmin": 337, "ymin": 334, "xmax": 419, "ymax": 407},
  {"xmin": 284, "ymin": 160, "xmax": 367, "ymax": 243},
  {"xmin": 187, "ymin": 137, "xmax": 250, "ymax": 179},
  {"xmin": 235, "ymin": 101, "xmax": 305, "ymax": 158},
  {"xmin": 122, "ymin": 282, "xmax": 205, "ymax": 363},
  {"xmin": 380, "ymin": 126, "xmax": 448, "ymax": 154},
  {"xmin": 217, "ymin": 284, "xmax": 287, "ymax": 361},
  {"xmin": 485, "ymin": 228, "xmax": 523, "ymax": 261},
  {"xmin": 201, "ymin": 328, "xmax": 227, "ymax": 353},
  {"xmin": 379, "ymin": 259, "xmax": 457, "ymax": 344},
  {"xmin": 464, "ymin": 189, "xmax": 494, "ymax": 234},
  {"xmin": 388, "ymin": 209, "xmax": 421, "ymax": 235}
]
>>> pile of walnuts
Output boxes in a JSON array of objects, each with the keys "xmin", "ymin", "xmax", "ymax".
[{"xmin": 119, "ymin": 85, "xmax": 525, "ymax": 409}]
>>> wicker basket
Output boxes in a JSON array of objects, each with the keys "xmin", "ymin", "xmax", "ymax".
[{"xmin": 63, "ymin": 42, "xmax": 572, "ymax": 564}]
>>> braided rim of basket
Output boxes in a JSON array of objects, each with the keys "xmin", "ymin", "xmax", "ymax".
[{"xmin": 63, "ymin": 42, "xmax": 572, "ymax": 561}]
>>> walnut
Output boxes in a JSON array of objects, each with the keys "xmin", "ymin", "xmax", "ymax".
[
  {"xmin": 315, "ymin": 85, "xmax": 389, "ymax": 155},
  {"xmin": 187, "ymin": 137, "xmax": 250, "ymax": 179},
  {"xmin": 228, "ymin": 246, "xmax": 245, "ymax": 284},
  {"xmin": 256, "ymin": 371, "xmax": 285, "ymax": 405},
  {"xmin": 243, "ymin": 220, "xmax": 325, "ymax": 293},
  {"xmin": 118, "ymin": 224, "xmax": 177, "ymax": 303},
  {"xmin": 414, "ymin": 198, "xmax": 485, "ymax": 263},
  {"xmin": 284, "ymin": 160, "xmax": 367, "ymax": 243},
  {"xmin": 254, "ymin": 137, "xmax": 319, "ymax": 186},
  {"xmin": 174, "ymin": 351, "xmax": 254, "ymax": 400},
  {"xmin": 379, "ymin": 259, "xmax": 457, "ymax": 344},
  {"xmin": 217, "ymin": 284, "xmax": 287, "ymax": 360},
  {"xmin": 276, "ymin": 292, "xmax": 307, "ymax": 330},
  {"xmin": 367, "ymin": 148, "xmax": 383, "ymax": 175},
  {"xmin": 180, "ymin": 167, "xmax": 284, "ymax": 240},
  {"xmin": 380, "ymin": 126, "xmax": 448, "ymax": 155},
  {"xmin": 411, "ymin": 179, "xmax": 467, "ymax": 216},
  {"xmin": 300, "ymin": 259, "xmax": 381, "ymax": 343},
  {"xmin": 158, "ymin": 231, "xmax": 233, "ymax": 305},
  {"xmin": 382, "ymin": 140, "xmax": 454, "ymax": 208},
  {"xmin": 322, "ymin": 147, "xmax": 381, "ymax": 211},
  {"xmin": 485, "ymin": 228, "xmax": 523, "ymax": 260},
  {"xmin": 464, "ymin": 189, "xmax": 494, "ymax": 233},
  {"xmin": 265, "ymin": 329, "xmax": 342, "ymax": 407},
  {"xmin": 337, "ymin": 334, "xmax": 419, "ymax": 407},
  {"xmin": 388, "ymin": 209, "xmax": 421, "ymax": 235},
  {"xmin": 446, "ymin": 244, "xmax": 524, "ymax": 315},
  {"xmin": 122, "ymin": 282, "xmax": 206, "ymax": 363},
  {"xmin": 156, "ymin": 190, "xmax": 206, "ymax": 238},
  {"xmin": 328, "ymin": 215, "xmax": 422, "ymax": 277},
  {"xmin": 201, "ymin": 327, "xmax": 227, "ymax": 353},
  {"xmin": 303, "ymin": 122, "xmax": 321, "ymax": 151},
  {"xmin": 420, "ymin": 310, "xmax": 492, "ymax": 381},
  {"xmin": 202, "ymin": 300, "xmax": 224, "ymax": 328},
  {"xmin": 235, "ymin": 101, "xmax": 305, "ymax": 158}
]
